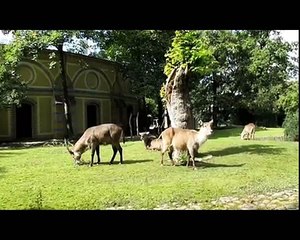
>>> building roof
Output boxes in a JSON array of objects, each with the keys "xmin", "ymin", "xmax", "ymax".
[{"xmin": 40, "ymin": 48, "xmax": 123, "ymax": 67}]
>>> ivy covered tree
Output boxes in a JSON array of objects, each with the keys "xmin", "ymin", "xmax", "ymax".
[{"xmin": 163, "ymin": 30, "xmax": 215, "ymax": 128}]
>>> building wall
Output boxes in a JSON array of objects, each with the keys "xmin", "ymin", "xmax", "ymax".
[
  {"xmin": 0, "ymin": 108, "xmax": 10, "ymax": 139},
  {"xmin": 0, "ymin": 50, "xmax": 139, "ymax": 141}
]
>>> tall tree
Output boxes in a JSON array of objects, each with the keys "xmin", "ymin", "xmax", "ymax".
[
  {"xmin": 162, "ymin": 30, "xmax": 296, "ymax": 128},
  {"xmin": 188, "ymin": 30, "xmax": 295, "ymax": 126},
  {"xmin": 91, "ymin": 30, "xmax": 175, "ymax": 121},
  {"xmin": 0, "ymin": 43, "xmax": 27, "ymax": 107},
  {"xmin": 163, "ymin": 30, "xmax": 215, "ymax": 128}
]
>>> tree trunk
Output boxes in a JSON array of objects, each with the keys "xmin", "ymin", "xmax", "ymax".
[
  {"xmin": 57, "ymin": 43, "xmax": 74, "ymax": 139},
  {"xmin": 211, "ymin": 72, "xmax": 218, "ymax": 128},
  {"xmin": 165, "ymin": 66, "xmax": 194, "ymax": 129}
]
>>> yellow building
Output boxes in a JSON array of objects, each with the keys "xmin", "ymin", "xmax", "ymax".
[{"xmin": 0, "ymin": 50, "xmax": 139, "ymax": 141}]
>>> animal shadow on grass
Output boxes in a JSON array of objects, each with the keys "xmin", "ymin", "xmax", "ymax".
[
  {"xmin": 194, "ymin": 161, "xmax": 245, "ymax": 169},
  {"xmin": 0, "ymin": 143, "xmax": 44, "ymax": 150},
  {"xmin": 179, "ymin": 155, "xmax": 245, "ymax": 169},
  {"xmin": 0, "ymin": 151, "xmax": 25, "ymax": 159},
  {"xmin": 78, "ymin": 159, "xmax": 153, "ymax": 166},
  {"xmin": 0, "ymin": 167, "xmax": 6, "ymax": 178},
  {"xmin": 206, "ymin": 144, "xmax": 285, "ymax": 157}
]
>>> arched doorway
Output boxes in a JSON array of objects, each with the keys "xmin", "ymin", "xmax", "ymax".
[
  {"xmin": 86, "ymin": 104, "xmax": 99, "ymax": 129},
  {"xmin": 16, "ymin": 103, "xmax": 32, "ymax": 139}
]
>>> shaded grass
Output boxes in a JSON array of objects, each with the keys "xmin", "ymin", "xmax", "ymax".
[{"xmin": 0, "ymin": 127, "xmax": 298, "ymax": 209}]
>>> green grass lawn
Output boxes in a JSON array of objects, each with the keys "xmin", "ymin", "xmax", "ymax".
[{"xmin": 0, "ymin": 127, "xmax": 298, "ymax": 209}]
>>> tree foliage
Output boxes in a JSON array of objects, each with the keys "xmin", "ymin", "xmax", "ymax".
[
  {"xmin": 277, "ymin": 81, "xmax": 299, "ymax": 114},
  {"xmin": 2, "ymin": 30, "xmax": 296, "ymax": 131},
  {"xmin": 92, "ymin": 30, "xmax": 175, "ymax": 101},
  {"xmin": 164, "ymin": 30, "xmax": 215, "ymax": 76},
  {"xmin": 277, "ymin": 80, "xmax": 299, "ymax": 140},
  {"xmin": 163, "ymin": 30, "xmax": 297, "ymax": 126},
  {"xmin": 283, "ymin": 109, "xmax": 299, "ymax": 141},
  {"xmin": 0, "ymin": 44, "xmax": 27, "ymax": 106}
]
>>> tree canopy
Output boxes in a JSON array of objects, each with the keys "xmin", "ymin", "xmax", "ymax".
[
  {"xmin": 92, "ymin": 30, "xmax": 175, "ymax": 100},
  {"xmin": 277, "ymin": 80, "xmax": 299, "ymax": 114},
  {"xmin": 1, "ymin": 30, "xmax": 297, "ymax": 129},
  {"xmin": 163, "ymin": 30, "xmax": 297, "ymax": 126}
]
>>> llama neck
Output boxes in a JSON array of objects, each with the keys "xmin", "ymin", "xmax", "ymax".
[
  {"xmin": 196, "ymin": 130, "xmax": 208, "ymax": 145},
  {"xmin": 74, "ymin": 142, "xmax": 88, "ymax": 153}
]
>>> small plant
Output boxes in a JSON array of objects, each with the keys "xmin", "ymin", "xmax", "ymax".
[
  {"xmin": 175, "ymin": 151, "xmax": 190, "ymax": 165},
  {"xmin": 283, "ymin": 109, "xmax": 299, "ymax": 141},
  {"xmin": 29, "ymin": 189, "xmax": 43, "ymax": 210}
]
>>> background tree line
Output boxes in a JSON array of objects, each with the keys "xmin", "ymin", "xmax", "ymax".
[{"xmin": 0, "ymin": 30, "xmax": 298, "ymax": 140}]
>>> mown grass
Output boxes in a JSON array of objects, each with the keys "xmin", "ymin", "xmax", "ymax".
[{"xmin": 0, "ymin": 127, "xmax": 298, "ymax": 209}]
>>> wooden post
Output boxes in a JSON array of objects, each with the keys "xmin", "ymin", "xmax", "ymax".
[
  {"xmin": 136, "ymin": 112, "xmax": 139, "ymax": 136},
  {"xmin": 57, "ymin": 43, "xmax": 74, "ymax": 139},
  {"xmin": 164, "ymin": 109, "xmax": 168, "ymax": 129},
  {"xmin": 129, "ymin": 113, "xmax": 133, "ymax": 139}
]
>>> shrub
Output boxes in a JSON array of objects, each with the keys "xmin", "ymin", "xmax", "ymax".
[{"xmin": 283, "ymin": 109, "xmax": 299, "ymax": 141}]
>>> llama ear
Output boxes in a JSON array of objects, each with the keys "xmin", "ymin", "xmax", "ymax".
[{"xmin": 209, "ymin": 119, "xmax": 214, "ymax": 125}]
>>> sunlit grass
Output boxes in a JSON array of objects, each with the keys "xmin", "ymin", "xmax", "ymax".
[{"xmin": 0, "ymin": 127, "xmax": 298, "ymax": 209}]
